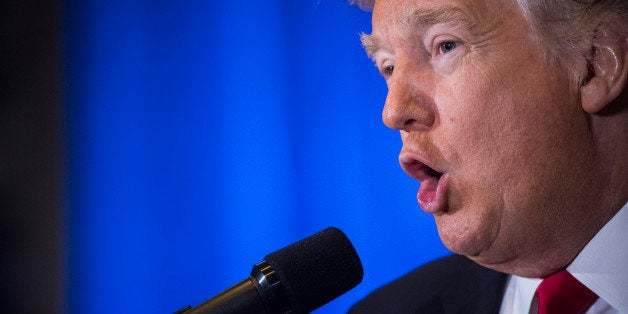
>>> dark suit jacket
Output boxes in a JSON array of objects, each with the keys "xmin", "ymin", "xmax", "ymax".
[{"xmin": 349, "ymin": 255, "xmax": 509, "ymax": 314}]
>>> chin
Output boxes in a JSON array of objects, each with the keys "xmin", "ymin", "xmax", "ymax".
[
  {"xmin": 468, "ymin": 254, "xmax": 562, "ymax": 278},
  {"xmin": 435, "ymin": 217, "xmax": 488, "ymax": 257},
  {"xmin": 440, "ymin": 235, "xmax": 485, "ymax": 257},
  {"xmin": 435, "ymin": 214, "xmax": 518, "ymax": 273},
  {"xmin": 433, "ymin": 203, "xmax": 500, "ymax": 257}
]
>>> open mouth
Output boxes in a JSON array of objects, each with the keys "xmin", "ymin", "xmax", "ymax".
[
  {"xmin": 399, "ymin": 156, "xmax": 444, "ymax": 183},
  {"xmin": 425, "ymin": 166, "xmax": 444, "ymax": 180},
  {"xmin": 399, "ymin": 153, "xmax": 448, "ymax": 214}
]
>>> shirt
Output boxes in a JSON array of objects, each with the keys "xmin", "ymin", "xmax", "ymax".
[{"xmin": 500, "ymin": 202, "xmax": 628, "ymax": 314}]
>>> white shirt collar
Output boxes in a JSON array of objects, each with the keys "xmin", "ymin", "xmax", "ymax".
[
  {"xmin": 567, "ymin": 201, "xmax": 628, "ymax": 312},
  {"xmin": 500, "ymin": 275, "xmax": 541, "ymax": 314},
  {"xmin": 500, "ymin": 202, "xmax": 628, "ymax": 314}
]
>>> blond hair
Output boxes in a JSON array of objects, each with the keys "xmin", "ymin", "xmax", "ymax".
[{"xmin": 350, "ymin": 0, "xmax": 628, "ymax": 83}]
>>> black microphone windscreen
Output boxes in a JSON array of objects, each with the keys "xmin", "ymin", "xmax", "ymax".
[{"xmin": 264, "ymin": 227, "xmax": 363, "ymax": 314}]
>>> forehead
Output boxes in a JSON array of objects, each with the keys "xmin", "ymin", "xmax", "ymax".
[
  {"xmin": 372, "ymin": 0, "xmax": 508, "ymax": 29},
  {"xmin": 366, "ymin": 0, "xmax": 519, "ymax": 57}
]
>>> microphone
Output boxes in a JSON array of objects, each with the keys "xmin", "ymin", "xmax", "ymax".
[{"xmin": 175, "ymin": 227, "xmax": 364, "ymax": 314}]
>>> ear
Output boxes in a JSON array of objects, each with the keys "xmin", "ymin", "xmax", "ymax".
[{"xmin": 581, "ymin": 27, "xmax": 627, "ymax": 114}]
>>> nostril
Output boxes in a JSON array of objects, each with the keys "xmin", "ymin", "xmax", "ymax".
[
  {"xmin": 403, "ymin": 118, "xmax": 434, "ymax": 132},
  {"xmin": 404, "ymin": 119, "xmax": 418, "ymax": 127}
]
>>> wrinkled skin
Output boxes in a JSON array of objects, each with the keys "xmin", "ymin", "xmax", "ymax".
[{"xmin": 366, "ymin": 0, "xmax": 627, "ymax": 277}]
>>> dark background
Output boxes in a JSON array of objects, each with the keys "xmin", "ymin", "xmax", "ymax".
[{"xmin": 1, "ymin": 0, "xmax": 65, "ymax": 313}]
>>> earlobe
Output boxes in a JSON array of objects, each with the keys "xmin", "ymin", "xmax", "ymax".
[
  {"xmin": 582, "ymin": 77, "xmax": 610, "ymax": 113},
  {"xmin": 580, "ymin": 31, "xmax": 627, "ymax": 114}
]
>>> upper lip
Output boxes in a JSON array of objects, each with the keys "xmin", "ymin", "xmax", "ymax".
[{"xmin": 398, "ymin": 149, "xmax": 445, "ymax": 182}]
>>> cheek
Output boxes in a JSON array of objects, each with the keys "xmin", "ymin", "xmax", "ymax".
[
  {"xmin": 437, "ymin": 55, "xmax": 586, "ymax": 214},
  {"xmin": 432, "ymin": 73, "xmax": 509, "ymax": 172},
  {"xmin": 434, "ymin": 66, "xmax": 531, "ymax": 184},
  {"xmin": 436, "ymin": 55, "xmax": 569, "ymax": 170}
]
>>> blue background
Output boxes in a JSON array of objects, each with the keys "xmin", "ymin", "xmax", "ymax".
[{"xmin": 64, "ymin": 0, "xmax": 450, "ymax": 313}]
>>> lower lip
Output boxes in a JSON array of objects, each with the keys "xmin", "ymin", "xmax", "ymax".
[{"xmin": 417, "ymin": 173, "xmax": 449, "ymax": 214}]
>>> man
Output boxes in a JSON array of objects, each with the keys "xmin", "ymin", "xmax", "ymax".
[{"xmin": 349, "ymin": 0, "xmax": 627, "ymax": 313}]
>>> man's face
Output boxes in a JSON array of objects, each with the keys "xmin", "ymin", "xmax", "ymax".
[{"xmin": 368, "ymin": 0, "xmax": 600, "ymax": 276}]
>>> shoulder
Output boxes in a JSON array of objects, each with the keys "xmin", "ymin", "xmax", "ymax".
[{"xmin": 349, "ymin": 255, "xmax": 508, "ymax": 314}]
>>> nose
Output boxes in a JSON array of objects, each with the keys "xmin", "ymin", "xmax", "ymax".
[{"xmin": 381, "ymin": 68, "xmax": 435, "ymax": 132}]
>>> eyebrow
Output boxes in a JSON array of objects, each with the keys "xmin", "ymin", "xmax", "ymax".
[
  {"xmin": 361, "ymin": 6, "xmax": 475, "ymax": 58},
  {"xmin": 360, "ymin": 32, "xmax": 380, "ymax": 59}
]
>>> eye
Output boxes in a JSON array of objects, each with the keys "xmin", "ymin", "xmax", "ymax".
[
  {"xmin": 384, "ymin": 65, "xmax": 394, "ymax": 77},
  {"xmin": 378, "ymin": 64, "xmax": 394, "ymax": 78},
  {"xmin": 439, "ymin": 41, "xmax": 458, "ymax": 54},
  {"xmin": 375, "ymin": 54, "xmax": 395, "ymax": 78}
]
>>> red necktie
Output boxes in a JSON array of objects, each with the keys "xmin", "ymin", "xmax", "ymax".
[{"xmin": 535, "ymin": 270, "xmax": 599, "ymax": 314}]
